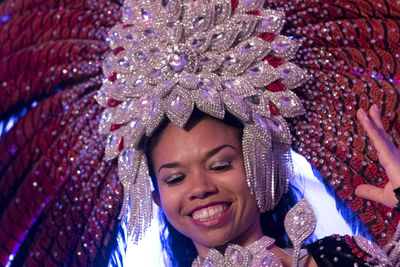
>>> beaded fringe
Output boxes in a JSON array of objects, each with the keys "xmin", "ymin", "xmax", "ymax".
[
  {"xmin": 243, "ymin": 125, "xmax": 292, "ymax": 213},
  {"xmin": 118, "ymin": 151, "xmax": 153, "ymax": 243}
]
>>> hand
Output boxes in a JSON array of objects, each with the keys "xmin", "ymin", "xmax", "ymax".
[{"xmin": 355, "ymin": 104, "xmax": 400, "ymax": 208}]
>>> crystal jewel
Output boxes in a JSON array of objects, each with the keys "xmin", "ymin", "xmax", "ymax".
[
  {"xmin": 172, "ymin": 95, "xmax": 183, "ymax": 112},
  {"xmin": 284, "ymin": 199, "xmax": 317, "ymax": 266},
  {"xmin": 197, "ymin": 78, "xmax": 215, "ymax": 91},
  {"xmin": 98, "ymin": 0, "xmax": 307, "ymax": 243},
  {"xmin": 192, "ymin": 236, "xmax": 281, "ymax": 267},
  {"xmin": 193, "ymin": 17, "xmax": 205, "ymax": 30}
]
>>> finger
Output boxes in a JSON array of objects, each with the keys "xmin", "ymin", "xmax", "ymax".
[
  {"xmin": 369, "ymin": 104, "xmax": 385, "ymax": 131},
  {"xmin": 358, "ymin": 109, "xmax": 400, "ymax": 185},
  {"xmin": 357, "ymin": 108, "xmax": 388, "ymax": 151},
  {"xmin": 355, "ymin": 184, "xmax": 392, "ymax": 207}
]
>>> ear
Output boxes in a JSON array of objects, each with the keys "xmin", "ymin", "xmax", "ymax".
[{"xmin": 151, "ymin": 190, "xmax": 162, "ymax": 208}]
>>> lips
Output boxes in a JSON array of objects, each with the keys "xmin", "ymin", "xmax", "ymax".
[
  {"xmin": 192, "ymin": 204, "xmax": 228, "ymax": 221},
  {"xmin": 189, "ymin": 202, "xmax": 231, "ymax": 226}
]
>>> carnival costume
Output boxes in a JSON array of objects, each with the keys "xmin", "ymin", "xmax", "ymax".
[{"xmin": 1, "ymin": 0, "xmax": 400, "ymax": 266}]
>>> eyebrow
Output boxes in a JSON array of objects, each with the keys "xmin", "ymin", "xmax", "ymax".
[{"xmin": 157, "ymin": 144, "xmax": 236, "ymax": 174}]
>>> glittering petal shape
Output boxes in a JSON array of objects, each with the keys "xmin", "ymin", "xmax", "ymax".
[
  {"xmin": 163, "ymin": 21, "xmax": 183, "ymax": 43},
  {"xmin": 118, "ymin": 148, "xmax": 141, "ymax": 185},
  {"xmin": 95, "ymin": 82, "xmax": 111, "ymax": 107},
  {"xmin": 192, "ymin": 236, "xmax": 282, "ymax": 267},
  {"xmin": 154, "ymin": 78, "xmax": 177, "ymax": 97},
  {"xmin": 196, "ymin": 74, "xmax": 223, "ymax": 92},
  {"xmin": 165, "ymin": 86, "xmax": 195, "ymax": 127},
  {"xmin": 243, "ymin": 61, "xmax": 280, "ymax": 88},
  {"xmin": 256, "ymin": 9, "xmax": 285, "ymax": 34},
  {"xmin": 123, "ymin": 117, "xmax": 146, "ymax": 149},
  {"xmin": 111, "ymin": 100, "xmax": 139, "ymax": 125},
  {"xmin": 238, "ymin": 37, "xmax": 271, "ymax": 62},
  {"xmin": 108, "ymin": 24, "xmax": 142, "ymax": 52},
  {"xmin": 232, "ymin": 14, "xmax": 258, "ymax": 42},
  {"xmin": 98, "ymin": 110, "xmax": 114, "ymax": 135},
  {"xmin": 225, "ymin": 244, "xmax": 251, "ymax": 266},
  {"xmin": 264, "ymin": 90, "xmax": 305, "ymax": 118},
  {"xmin": 188, "ymin": 32, "xmax": 212, "ymax": 53},
  {"xmin": 182, "ymin": 0, "xmax": 214, "ymax": 35},
  {"xmin": 277, "ymin": 63, "xmax": 309, "ymax": 89},
  {"xmin": 121, "ymin": 1, "xmax": 149, "ymax": 24},
  {"xmin": 271, "ymin": 35, "xmax": 300, "ymax": 60},
  {"xmin": 152, "ymin": 0, "xmax": 183, "ymax": 21},
  {"xmin": 109, "ymin": 75, "xmax": 153, "ymax": 99},
  {"xmin": 238, "ymin": 0, "xmax": 264, "ymax": 12},
  {"xmin": 245, "ymin": 94, "xmax": 270, "ymax": 118},
  {"xmin": 213, "ymin": 0, "xmax": 232, "ymax": 25},
  {"xmin": 219, "ymin": 52, "xmax": 247, "ymax": 76},
  {"xmin": 209, "ymin": 24, "xmax": 240, "ymax": 52},
  {"xmin": 108, "ymin": 24, "xmax": 126, "ymax": 49},
  {"xmin": 219, "ymin": 38, "xmax": 270, "ymax": 76},
  {"xmin": 179, "ymin": 72, "xmax": 200, "ymax": 89},
  {"xmin": 265, "ymin": 116, "xmax": 292, "ymax": 144},
  {"xmin": 198, "ymin": 52, "xmax": 223, "ymax": 73},
  {"xmin": 203, "ymin": 249, "xmax": 224, "ymax": 267},
  {"xmin": 180, "ymin": 48, "xmax": 199, "ymax": 73},
  {"xmin": 143, "ymin": 66, "xmax": 172, "ymax": 85},
  {"xmin": 110, "ymin": 50, "xmax": 135, "ymax": 74},
  {"xmin": 105, "ymin": 130, "xmax": 124, "ymax": 161},
  {"xmin": 221, "ymin": 77, "xmax": 256, "ymax": 97},
  {"xmin": 144, "ymin": 99, "xmax": 165, "ymax": 136},
  {"xmin": 221, "ymin": 91, "xmax": 251, "ymax": 122},
  {"xmin": 102, "ymin": 57, "xmax": 114, "ymax": 78},
  {"xmin": 193, "ymin": 88, "xmax": 225, "ymax": 119},
  {"xmin": 284, "ymin": 198, "xmax": 316, "ymax": 265}
]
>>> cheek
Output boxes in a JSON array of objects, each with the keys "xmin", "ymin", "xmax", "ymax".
[
  {"xmin": 226, "ymin": 165, "xmax": 250, "ymax": 195},
  {"xmin": 159, "ymin": 187, "xmax": 183, "ymax": 220},
  {"xmin": 226, "ymin": 168, "xmax": 258, "ymax": 210}
]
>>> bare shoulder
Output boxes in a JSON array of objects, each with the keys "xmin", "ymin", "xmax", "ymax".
[{"xmin": 302, "ymin": 253, "xmax": 318, "ymax": 267}]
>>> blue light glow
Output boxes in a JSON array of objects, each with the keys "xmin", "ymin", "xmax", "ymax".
[{"xmin": 1, "ymin": 14, "xmax": 11, "ymax": 23}]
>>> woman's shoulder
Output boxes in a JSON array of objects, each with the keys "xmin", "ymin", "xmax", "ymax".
[{"xmin": 306, "ymin": 234, "xmax": 388, "ymax": 266}]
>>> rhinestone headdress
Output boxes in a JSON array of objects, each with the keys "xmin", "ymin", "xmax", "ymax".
[{"xmin": 95, "ymin": 0, "xmax": 308, "ymax": 241}]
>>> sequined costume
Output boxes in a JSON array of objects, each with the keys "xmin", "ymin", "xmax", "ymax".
[
  {"xmin": 0, "ymin": 0, "xmax": 400, "ymax": 266},
  {"xmin": 307, "ymin": 235, "xmax": 382, "ymax": 266},
  {"xmin": 192, "ymin": 234, "xmax": 389, "ymax": 266}
]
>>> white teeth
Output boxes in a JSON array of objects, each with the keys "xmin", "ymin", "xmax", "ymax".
[
  {"xmin": 209, "ymin": 209, "xmax": 215, "ymax": 216},
  {"xmin": 192, "ymin": 204, "xmax": 228, "ymax": 222}
]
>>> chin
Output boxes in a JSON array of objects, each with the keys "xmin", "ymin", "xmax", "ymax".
[{"xmin": 193, "ymin": 229, "xmax": 235, "ymax": 248}]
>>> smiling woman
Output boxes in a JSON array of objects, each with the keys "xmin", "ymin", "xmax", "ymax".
[
  {"xmin": 3, "ymin": 0, "xmax": 400, "ymax": 266},
  {"xmin": 91, "ymin": 0, "xmax": 400, "ymax": 265},
  {"xmin": 145, "ymin": 111, "xmax": 305, "ymax": 266},
  {"xmin": 152, "ymin": 114, "xmax": 258, "ymax": 249}
]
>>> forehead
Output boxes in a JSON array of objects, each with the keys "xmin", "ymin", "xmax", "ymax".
[{"xmin": 151, "ymin": 117, "xmax": 241, "ymax": 164}]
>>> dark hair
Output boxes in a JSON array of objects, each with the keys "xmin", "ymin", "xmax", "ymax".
[{"xmin": 144, "ymin": 109, "xmax": 301, "ymax": 267}]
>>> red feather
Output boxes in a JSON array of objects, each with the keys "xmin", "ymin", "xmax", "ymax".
[{"xmin": 1, "ymin": 0, "xmax": 400, "ymax": 266}]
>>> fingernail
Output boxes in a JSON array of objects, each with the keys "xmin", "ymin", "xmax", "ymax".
[
  {"xmin": 359, "ymin": 108, "xmax": 367, "ymax": 117},
  {"xmin": 373, "ymin": 104, "xmax": 380, "ymax": 114}
]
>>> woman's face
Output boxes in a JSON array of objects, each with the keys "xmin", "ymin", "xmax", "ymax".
[{"xmin": 151, "ymin": 116, "xmax": 263, "ymax": 257}]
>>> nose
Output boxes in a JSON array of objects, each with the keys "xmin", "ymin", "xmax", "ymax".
[{"xmin": 188, "ymin": 170, "xmax": 218, "ymax": 200}]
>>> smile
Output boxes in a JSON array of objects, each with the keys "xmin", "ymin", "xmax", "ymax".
[
  {"xmin": 192, "ymin": 204, "xmax": 228, "ymax": 221},
  {"xmin": 190, "ymin": 203, "xmax": 231, "ymax": 227}
]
